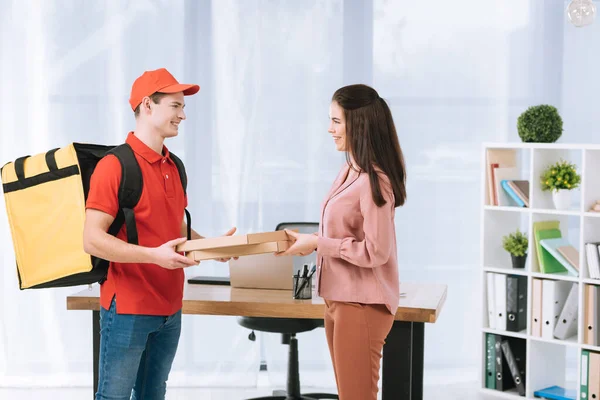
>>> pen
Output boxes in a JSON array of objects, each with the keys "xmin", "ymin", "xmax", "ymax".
[{"xmin": 294, "ymin": 264, "xmax": 316, "ymax": 298}]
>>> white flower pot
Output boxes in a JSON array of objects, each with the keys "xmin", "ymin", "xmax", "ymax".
[{"xmin": 552, "ymin": 189, "xmax": 572, "ymax": 210}]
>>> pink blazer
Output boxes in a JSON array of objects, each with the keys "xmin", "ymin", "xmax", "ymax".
[{"xmin": 316, "ymin": 163, "xmax": 399, "ymax": 315}]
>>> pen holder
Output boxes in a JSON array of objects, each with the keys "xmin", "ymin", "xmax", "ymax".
[{"xmin": 292, "ymin": 274, "xmax": 312, "ymax": 300}]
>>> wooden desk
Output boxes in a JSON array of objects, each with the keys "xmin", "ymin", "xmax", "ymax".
[{"xmin": 67, "ymin": 281, "xmax": 447, "ymax": 400}]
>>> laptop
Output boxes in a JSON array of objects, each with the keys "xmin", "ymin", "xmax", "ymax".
[{"xmin": 229, "ymin": 253, "xmax": 294, "ymax": 290}]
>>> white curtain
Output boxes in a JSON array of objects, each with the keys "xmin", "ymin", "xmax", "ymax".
[{"xmin": 1, "ymin": 0, "xmax": 599, "ymax": 392}]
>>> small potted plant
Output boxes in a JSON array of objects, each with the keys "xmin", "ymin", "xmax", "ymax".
[
  {"xmin": 502, "ymin": 229, "xmax": 528, "ymax": 269},
  {"xmin": 517, "ymin": 104, "xmax": 563, "ymax": 143},
  {"xmin": 540, "ymin": 159, "xmax": 581, "ymax": 210}
]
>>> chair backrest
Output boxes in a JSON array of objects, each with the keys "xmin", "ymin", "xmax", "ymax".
[{"xmin": 276, "ymin": 222, "xmax": 318, "ymax": 276}]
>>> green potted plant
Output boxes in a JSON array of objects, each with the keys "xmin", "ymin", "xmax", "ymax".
[
  {"xmin": 540, "ymin": 159, "xmax": 581, "ymax": 210},
  {"xmin": 502, "ymin": 229, "xmax": 528, "ymax": 269},
  {"xmin": 517, "ymin": 104, "xmax": 563, "ymax": 143}
]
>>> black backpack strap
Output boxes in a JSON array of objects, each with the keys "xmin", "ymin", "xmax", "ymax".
[
  {"xmin": 106, "ymin": 144, "xmax": 143, "ymax": 245},
  {"xmin": 170, "ymin": 151, "xmax": 191, "ymax": 240}
]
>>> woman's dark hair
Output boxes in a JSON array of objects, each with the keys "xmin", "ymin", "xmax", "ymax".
[{"xmin": 332, "ymin": 84, "xmax": 406, "ymax": 207}]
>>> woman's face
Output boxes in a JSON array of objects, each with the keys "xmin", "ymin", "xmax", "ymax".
[{"xmin": 328, "ymin": 101, "xmax": 347, "ymax": 152}]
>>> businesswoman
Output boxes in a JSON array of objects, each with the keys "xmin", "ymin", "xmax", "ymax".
[{"xmin": 278, "ymin": 84, "xmax": 406, "ymax": 400}]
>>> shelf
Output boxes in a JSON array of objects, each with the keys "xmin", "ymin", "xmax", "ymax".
[
  {"xmin": 481, "ymin": 144, "xmax": 599, "ymax": 400},
  {"xmin": 530, "ymin": 208, "xmax": 581, "ymax": 216},
  {"xmin": 529, "ymin": 334, "xmax": 579, "ymax": 348},
  {"xmin": 582, "ymin": 278, "xmax": 600, "ymax": 285},
  {"xmin": 483, "ymin": 142, "xmax": 600, "ymax": 150},
  {"xmin": 480, "ymin": 388, "xmax": 529, "ymax": 399},
  {"xmin": 529, "ymin": 272, "xmax": 579, "ymax": 283},
  {"xmin": 580, "ymin": 343, "xmax": 600, "ymax": 352},
  {"xmin": 483, "ymin": 266, "xmax": 529, "ymax": 276},
  {"xmin": 482, "ymin": 328, "xmax": 528, "ymax": 340},
  {"xmin": 484, "ymin": 205, "xmax": 529, "ymax": 213}
]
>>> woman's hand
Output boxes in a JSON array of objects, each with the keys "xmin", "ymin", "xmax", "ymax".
[{"xmin": 276, "ymin": 229, "xmax": 318, "ymax": 257}]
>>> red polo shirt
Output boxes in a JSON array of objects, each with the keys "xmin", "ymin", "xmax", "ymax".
[{"xmin": 86, "ymin": 132, "xmax": 187, "ymax": 316}]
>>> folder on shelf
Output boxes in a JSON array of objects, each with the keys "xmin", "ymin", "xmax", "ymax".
[
  {"xmin": 533, "ymin": 386, "xmax": 577, "ymax": 400},
  {"xmin": 506, "ymin": 275, "xmax": 527, "ymax": 333},
  {"xmin": 494, "ymin": 335, "xmax": 514, "ymax": 392},
  {"xmin": 488, "ymin": 162, "xmax": 500, "ymax": 206},
  {"xmin": 501, "ymin": 180, "xmax": 526, "ymax": 207},
  {"xmin": 584, "ymin": 285, "xmax": 599, "ymax": 346},
  {"xmin": 581, "ymin": 350, "xmax": 590, "ymax": 400},
  {"xmin": 494, "ymin": 168, "xmax": 520, "ymax": 207},
  {"xmin": 508, "ymin": 180, "xmax": 530, "ymax": 207},
  {"xmin": 541, "ymin": 280, "xmax": 571, "ymax": 340},
  {"xmin": 533, "ymin": 221, "xmax": 567, "ymax": 274},
  {"xmin": 487, "ymin": 273, "xmax": 496, "ymax": 330},
  {"xmin": 500, "ymin": 339, "xmax": 526, "ymax": 396},
  {"xmin": 539, "ymin": 238, "xmax": 579, "ymax": 277},
  {"xmin": 589, "ymin": 351, "xmax": 600, "ymax": 400},
  {"xmin": 486, "ymin": 148, "xmax": 516, "ymax": 206},
  {"xmin": 557, "ymin": 245, "xmax": 580, "ymax": 272},
  {"xmin": 589, "ymin": 244, "xmax": 600, "ymax": 279},
  {"xmin": 531, "ymin": 278, "xmax": 543, "ymax": 337},
  {"xmin": 494, "ymin": 274, "xmax": 507, "ymax": 332},
  {"xmin": 485, "ymin": 333, "xmax": 496, "ymax": 389},
  {"xmin": 553, "ymin": 283, "xmax": 578, "ymax": 340}
]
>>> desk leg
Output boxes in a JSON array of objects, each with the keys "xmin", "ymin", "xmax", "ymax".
[
  {"xmin": 382, "ymin": 321, "xmax": 424, "ymax": 400},
  {"xmin": 93, "ymin": 310, "xmax": 100, "ymax": 400}
]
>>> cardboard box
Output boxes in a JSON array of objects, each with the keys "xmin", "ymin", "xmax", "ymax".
[
  {"xmin": 189, "ymin": 241, "xmax": 290, "ymax": 261},
  {"xmin": 176, "ymin": 230, "xmax": 293, "ymax": 261}
]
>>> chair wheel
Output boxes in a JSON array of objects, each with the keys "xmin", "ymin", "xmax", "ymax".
[{"xmin": 248, "ymin": 330, "xmax": 256, "ymax": 341}]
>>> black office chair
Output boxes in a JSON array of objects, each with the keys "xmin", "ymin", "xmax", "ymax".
[{"xmin": 237, "ymin": 222, "xmax": 338, "ymax": 400}]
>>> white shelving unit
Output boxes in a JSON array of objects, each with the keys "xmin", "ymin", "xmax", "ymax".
[{"xmin": 480, "ymin": 143, "xmax": 600, "ymax": 399}]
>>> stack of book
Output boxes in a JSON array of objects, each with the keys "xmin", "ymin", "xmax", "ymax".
[{"xmin": 533, "ymin": 220, "xmax": 579, "ymax": 276}]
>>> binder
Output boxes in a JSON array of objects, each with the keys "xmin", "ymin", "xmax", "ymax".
[
  {"xmin": 506, "ymin": 275, "xmax": 527, "ymax": 332},
  {"xmin": 493, "ymin": 167, "xmax": 520, "ymax": 207},
  {"xmin": 485, "ymin": 333, "xmax": 496, "ymax": 389},
  {"xmin": 541, "ymin": 280, "xmax": 571, "ymax": 340},
  {"xmin": 581, "ymin": 350, "xmax": 590, "ymax": 400},
  {"xmin": 586, "ymin": 243, "xmax": 600, "ymax": 279},
  {"xmin": 495, "ymin": 274, "xmax": 507, "ymax": 331},
  {"xmin": 531, "ymin": 278, "xmax": 543, "ymax": 337},
  {"xmin": 487, "ymin": 273, "xmax": 496, "ymax": 330},
  {"xmin": 501, "ymin": 339, "xmax": 526, "ymax": 396},
  {"xmin": 589, "ymin": 351, "xmax": 600, "ymax": 400},
  {"xmin": 553, "ymin": 283, "xmax": 578, "ymax": 340},
  {"xmin": 540, "ymin": 238, "xmax": 579, "ymax": 277},
  {"xmin": 495, "ymin": 335, "xmax": 514, "ymax": 392},
  {"xmin": 584, "ymin": 285, "xmax": 599, "ymax": 346}
]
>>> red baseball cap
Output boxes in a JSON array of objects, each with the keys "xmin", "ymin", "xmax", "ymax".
[{"xmin": 129, "ymin": 68, "xmax": 200, "ymax": 111}]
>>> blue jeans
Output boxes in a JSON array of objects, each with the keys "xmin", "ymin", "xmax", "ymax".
[{"xmin": 95, "ymin": 298, "xmax": 182, "ymax": 400}]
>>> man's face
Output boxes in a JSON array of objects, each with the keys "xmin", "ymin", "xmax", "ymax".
[{"xmin": 146, "ymin": 92, "xmax": 186, "ymax": 138}]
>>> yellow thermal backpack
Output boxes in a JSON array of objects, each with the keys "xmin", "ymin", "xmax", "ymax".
[{"xmin": 1, "ymin": 143, "xmax": 190, "ymax": 289}]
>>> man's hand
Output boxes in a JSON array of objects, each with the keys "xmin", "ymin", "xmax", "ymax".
[
  {"xmin": 276, "ymin": 229, "xmax": 318, "ymax": 257},
  {"xmin": 151, "ymin": 237, "xmax": 200, "ymax": 269},
  {"xmin": 216, "ymin": 227, "xmax": 239, "ymax": 263}
]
